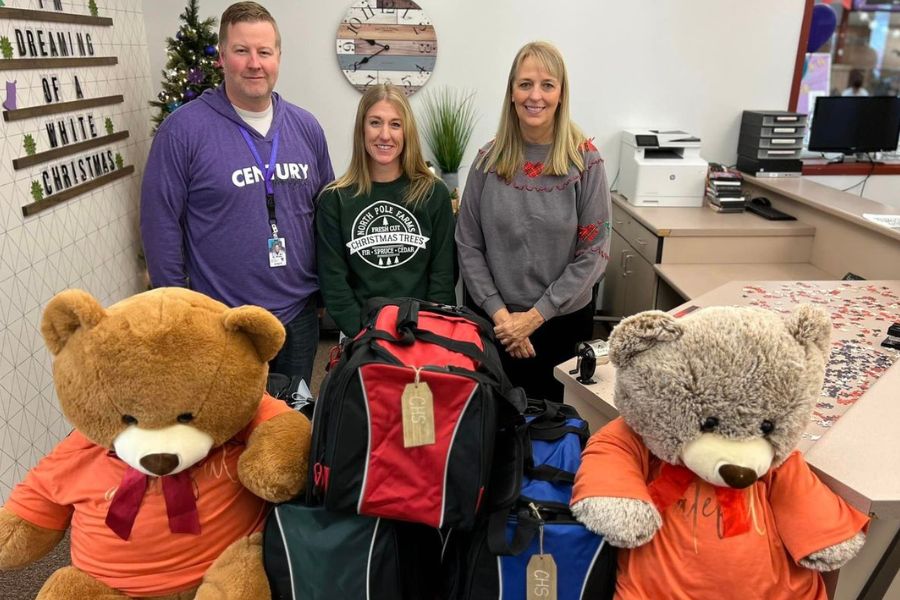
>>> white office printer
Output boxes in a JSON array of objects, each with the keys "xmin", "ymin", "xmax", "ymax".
[{"xmin": 618, "ymin": 129, "xmax": 708, "ymax": 207}]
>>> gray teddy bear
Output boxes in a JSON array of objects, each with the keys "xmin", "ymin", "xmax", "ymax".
[{"xmin": 571, "ymin": 305, "xmax": 868, "ymax": 599}]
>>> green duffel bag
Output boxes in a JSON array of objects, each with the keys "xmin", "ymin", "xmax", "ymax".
[{"xmin": 264, "ymin": 501, "xmax": 442, "ymax": 600}]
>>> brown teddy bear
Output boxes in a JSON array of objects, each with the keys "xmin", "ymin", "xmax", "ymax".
[
  {"xmin": 571, "ymin": 305, "xmax": 869, "ymax": 600},
  {"xmin": 0, "ymin": 288, "xmax": 311, "ymax": 599}
]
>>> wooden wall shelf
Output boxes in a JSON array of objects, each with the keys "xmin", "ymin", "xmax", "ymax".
[
  {"xmin": 13, "ymin": 130, "xmax": 129, "ymax": 170},
  {"xmin": 0, "ymin": 7, "xmax": 113, "ymax": 26},
  {"xmin": 3, "ymin": 94, "xmax": 124, "ymax": 122},
  {"xmin": 0, "ymin": 56, "xmax": 117, "ymax": 70},
  {"xmin": 22, "ymin": 164, "xmax": 134, "ymax": 217}
]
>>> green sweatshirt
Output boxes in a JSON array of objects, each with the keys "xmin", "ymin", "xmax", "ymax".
[{"xmin": 316, "ymin": 176, "xmax": 457, "ymax": 335}]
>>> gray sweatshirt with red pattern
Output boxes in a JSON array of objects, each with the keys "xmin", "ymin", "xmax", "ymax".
[{"xmin": 455, "ymin": 140, "xmax": 611, "ymax": 320}]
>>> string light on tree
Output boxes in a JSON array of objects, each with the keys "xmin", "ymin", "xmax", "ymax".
[{"xmin": 149, "ymin": 0, "xmax": 222, "ymax": 131}]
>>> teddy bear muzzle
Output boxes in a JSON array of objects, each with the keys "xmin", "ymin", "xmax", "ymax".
[
  {"xmin": 681, "ymin": 433, "xmax": 775, "ymax": 489},
  {"xmin": 113, "ymin": 423, "xmax": 215, "ymax": 477}
]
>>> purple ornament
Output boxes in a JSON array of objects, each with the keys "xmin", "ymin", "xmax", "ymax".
[
  {"xmin": 204, "ymin": 45, "xmax": 217, "ymax": 57},
  {"xmin": 176, "ymin": 30, "xmax": 184, "ymax": 41},
  {"xmin": 187, "ymin": 68, "xmax": 205, "ymax": 85},
  {"xmin": 3, "ymin": 80, "xmax": 17, "ymax": 111},
  {"xmin": 183, "ymin": 89, "xmax": 198, "ymax": 101}
]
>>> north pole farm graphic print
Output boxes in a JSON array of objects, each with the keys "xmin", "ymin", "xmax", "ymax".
[{"xmin": 347, "ymin": 200, "xmax": 429, "ymax": 268}]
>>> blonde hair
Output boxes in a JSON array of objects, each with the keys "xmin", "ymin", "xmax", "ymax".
[
  {"xmin": 219, "ymin": 2, "xmax": 281, "ymax": 50},
  {"xmin": 328, "ymin": 84, "xmax": 438, "ymax": 208},
  {"xmin": 478, "ymin": 41, "xmax": 585, "ymax": 180}
]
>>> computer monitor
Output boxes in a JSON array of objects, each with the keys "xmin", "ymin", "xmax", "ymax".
[{"xmin": 807, "ymin": 96, "xmax": 900, "ymax": 154}]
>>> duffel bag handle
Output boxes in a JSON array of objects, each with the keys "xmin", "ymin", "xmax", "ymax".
[
  {"xmin": 487, "ymin": 506, "xmax": 539, "ymax": 556},
  {"xmin": 396, "ymin": 298, "xmax": 420, "ymax": 331}
]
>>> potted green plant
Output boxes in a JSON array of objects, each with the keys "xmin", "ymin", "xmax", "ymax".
[{"xmin": 418, "ymin": 87, "xmax": 477, "ymax": 200}]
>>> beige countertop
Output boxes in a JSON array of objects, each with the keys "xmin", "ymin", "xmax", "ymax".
[
  {"xmin": 612, "ymin": 194, "xmax": 816, "ymax": 238},
  {"xmin": 744, "ymin": 175, "xmax": 900, "ymax": 243},
  {"xmin": 656, "ymin": 263, "xmax": 833, "ymax": 299}
]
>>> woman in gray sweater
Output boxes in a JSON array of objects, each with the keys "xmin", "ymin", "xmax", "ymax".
[{"xmin": 456, "ymin": 41, "xmax": 611, "ymax": 401}]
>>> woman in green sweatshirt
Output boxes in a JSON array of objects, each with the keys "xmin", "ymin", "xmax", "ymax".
[{"xmin": 316, "ymin": 84, "xmax": 456, "ymax": 336}]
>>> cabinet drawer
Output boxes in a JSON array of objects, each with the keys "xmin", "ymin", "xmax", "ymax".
[
  {"xmin": 611, "ymin": 202, "xmax": 631, "ymax": 233},
  {"xmin": 622, "ymin": 217, "xmax": 660, "ymax": 263},
  {"xmin": 611, "ymin": 202, "xmax": 660, "ymax": 264}
]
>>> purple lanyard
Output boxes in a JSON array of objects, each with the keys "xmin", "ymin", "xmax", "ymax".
[{"xmin": 239, "ymin": 126, "xmax": 281, "ymax": 236}]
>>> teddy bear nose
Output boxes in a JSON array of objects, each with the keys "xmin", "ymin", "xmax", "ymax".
[
  {"xmin": 718, "ymin": 464, "xmax": 758, "ymax": 489},
  {"xmin": 140, "ymin": 453, "xmax": 180, "ymax": 476}
]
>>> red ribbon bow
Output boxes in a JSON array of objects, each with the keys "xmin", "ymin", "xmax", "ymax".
[
  {"xmin": 648, "ymin": 462, "xmax": 751, "ymax": 538},
  {"xmin": 105, "ymin": 466, "xmax": 201, "ymax": 540}
]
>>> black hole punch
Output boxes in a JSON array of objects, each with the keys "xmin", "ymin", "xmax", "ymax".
[
  {"xmin": 177, "ymin": 413, "xmax": 194, "ymax": 424},
  {"xmin": 760, "ymin": 420, "xmax": 775, "ymax": 435},
  {"xmin": 700, "ymin": 416, "xmax": 719, "ymax": 432},
  {"xmin": 122, "ymin": 414, "xmax": 138, "ymax": 425}
]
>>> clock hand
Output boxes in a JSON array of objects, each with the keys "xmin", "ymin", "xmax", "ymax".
[
  {"xmin": 363, "ymin": 39, "xmax": 387, "ymax": 49},
  {"xmin": 354, "ymin": 45, "xmax": 390, "ymax": 69}
]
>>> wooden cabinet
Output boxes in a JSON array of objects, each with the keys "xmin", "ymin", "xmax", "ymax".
[
  {"xmin": 602, "ymin": 228, "xmax": 658, "ymax": 318},
  {"xmin": 600, "ymin": 193, "xmax": 822, "ymax": 319}
]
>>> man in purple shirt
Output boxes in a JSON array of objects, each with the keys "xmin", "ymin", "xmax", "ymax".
[{"xmin": 141, "ymin": 2, "xmax": 334, "ymax": 384}]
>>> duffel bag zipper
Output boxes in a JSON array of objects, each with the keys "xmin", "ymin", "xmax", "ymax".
[{"xmin": 519, "ymin": 498, "xmax": 581, "ymax": 525}]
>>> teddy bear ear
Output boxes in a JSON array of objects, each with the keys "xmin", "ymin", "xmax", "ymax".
[
  {"xmin": 41, "ymin": 289, "xmax": 107, "ymax": 355},
  {"xmin": 785, "ymin": 303, "xmax": 831, "ymax": 354},
  {"xmin": 608, "ymin": 310, "xmax": 683, "ymax": 368},
  {"xmin": 222, "ymin": 306, "xmax": 286, "ymax": 363}
]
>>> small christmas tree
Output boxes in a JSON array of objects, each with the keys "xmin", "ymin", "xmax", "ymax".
[
  {"xmin": 31, "ymin": 181, "xmax": 44, "ymax": 202},
  {"xmin": 23, "ymin": 134, "xmax": 36, "ymax": 156},
  {"xmin": 0, "ymin": 36, "xmax": 13, "ymax": 60},
  {"xmin": 149, "ymin": 0, "xmax": 223, "ymax": 131}
]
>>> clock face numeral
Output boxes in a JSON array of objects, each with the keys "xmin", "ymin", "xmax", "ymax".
[
  {"xmin": 359, "ymin": 3, "xmax": 375, "ymax": 19},
  {"xmin": 345, "ymin": 16, "xmax": 363, "ymax": 34},
  {"xmin": 345, "ymin": 6, "xmax": 398, "ymax": 25},
  {"xmin": 337, "ymin": 0, "xmax": 435, "ymax": 96}
]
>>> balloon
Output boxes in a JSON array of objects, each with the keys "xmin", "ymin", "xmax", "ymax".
[{"xmin": 807, "ymin": 4, "xmax": 837, "ymax": 53}]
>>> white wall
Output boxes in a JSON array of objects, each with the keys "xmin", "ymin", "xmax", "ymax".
[
  {"xmin": 0, "ymin": 0, "xmax": 155, "ymax": 502},
  {"xmin": 143, "ymin": 0, "xmax": 807, "ymax": 189}
]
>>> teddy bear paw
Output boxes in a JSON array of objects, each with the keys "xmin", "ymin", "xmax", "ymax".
[
  {"xmin": 799, "ymin": 531, "xmax": 867, "ymax": 571},
  {"xmin": 571, "ymin": 496, "xmax": 661, "ymax": 548}
]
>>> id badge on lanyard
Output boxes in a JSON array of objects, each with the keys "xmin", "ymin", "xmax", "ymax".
[{"xmin": 239, "ymin": 126, "xmax": 286, "ymax": 268}]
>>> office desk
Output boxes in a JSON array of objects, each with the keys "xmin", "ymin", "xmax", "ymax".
[
  {"xmin": 557, "ymin": 279, "xmax": 900, "ymax": 599},
  {"xmin": 607, "ymin": 176, "xmax": 900, "ymax": 316}
]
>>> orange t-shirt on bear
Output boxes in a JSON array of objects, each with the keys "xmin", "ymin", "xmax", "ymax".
[
  {"xmin": 5, "ymin": 395, "xmax": 292, "ymax": 597},
  {"xmin": 572, "ymin": 418, "xmax": 869, "ymax": 600}
]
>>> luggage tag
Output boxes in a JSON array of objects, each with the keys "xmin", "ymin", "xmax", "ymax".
[
  {"xmin": 526, "ymin": 502, "xmax": 557, "ymax": 600},
  {"xmin": 401, "ymin": 367, "xmax": 435, "ymax": 448},
  {"xmin": 268, "ymin": 236, "xmax": 287, "ymax": 268}
]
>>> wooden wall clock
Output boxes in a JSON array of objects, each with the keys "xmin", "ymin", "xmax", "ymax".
[{"xmin": 336, "ymin": 0, "xmax": 437, "ymax": 96}]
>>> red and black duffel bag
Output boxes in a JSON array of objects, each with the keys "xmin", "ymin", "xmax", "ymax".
[{"xmin": 308, "ymin": 298, "xmax": 526, "ymax": 530}]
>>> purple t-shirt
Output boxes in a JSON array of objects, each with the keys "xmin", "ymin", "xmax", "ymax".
[{"xmin": 141, "ymin": 85, "xmax": 334, "ymax": 323}]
